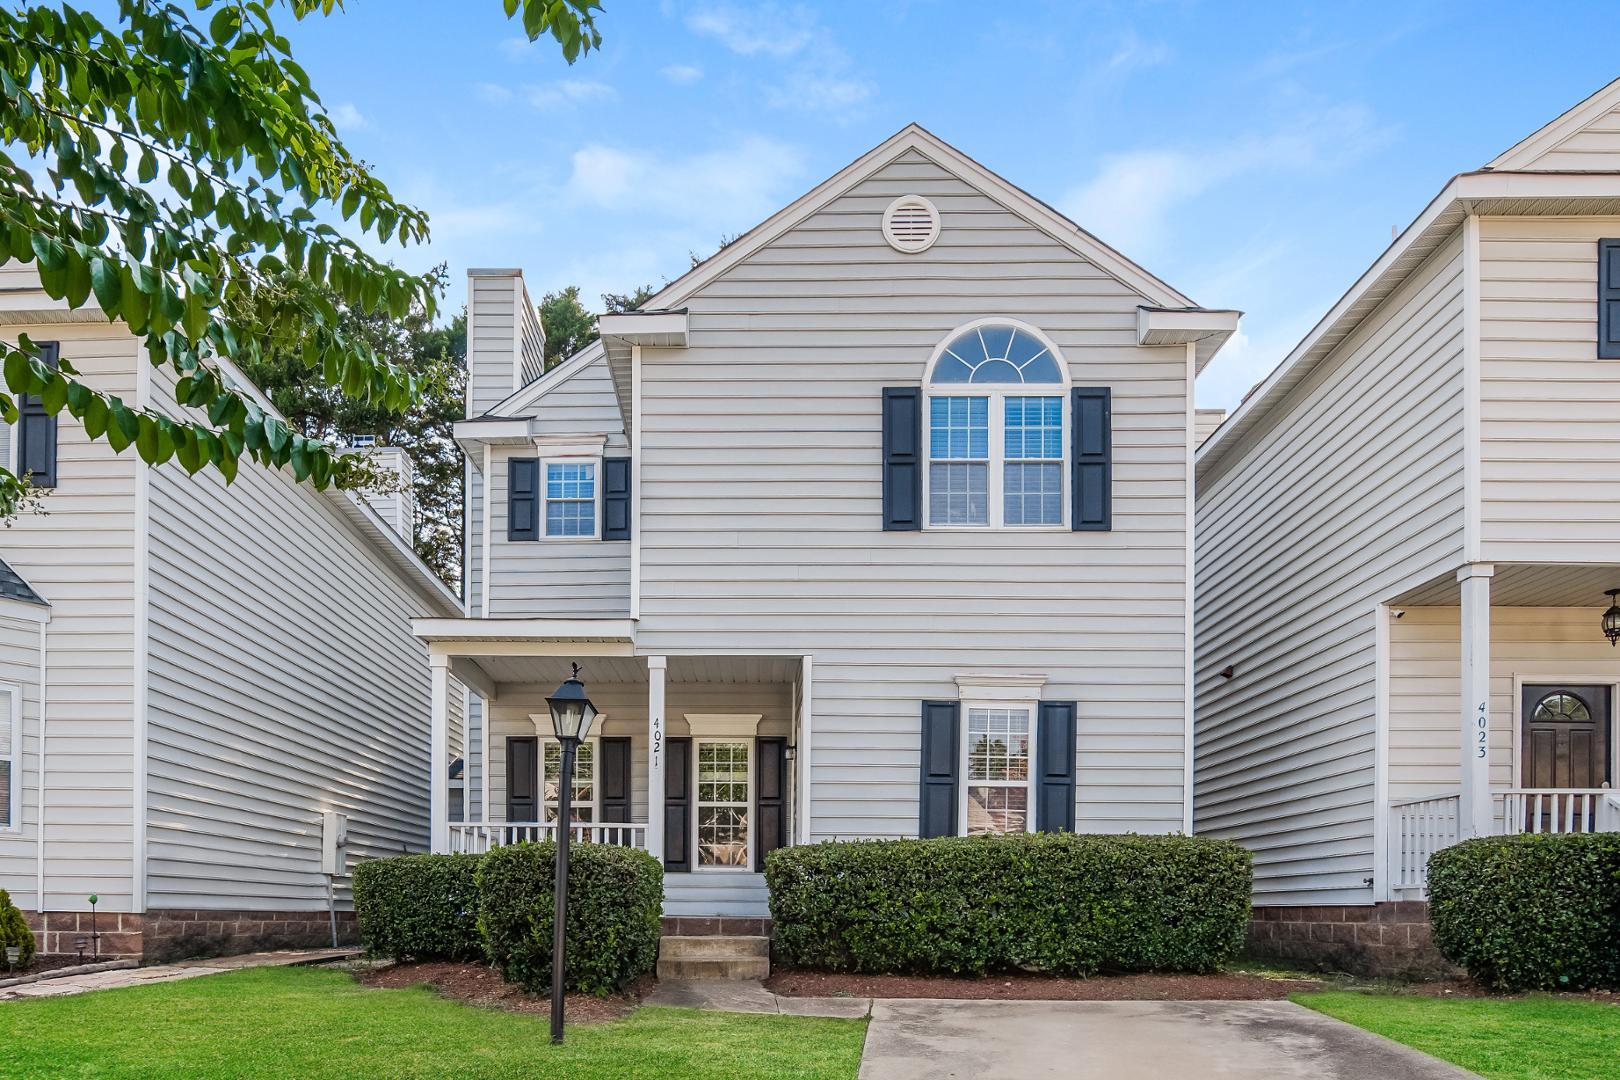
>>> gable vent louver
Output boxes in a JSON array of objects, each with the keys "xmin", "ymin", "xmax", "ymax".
[{"xmin": 882, "ymin": 195, "xmax": 941, "ymax": 254}]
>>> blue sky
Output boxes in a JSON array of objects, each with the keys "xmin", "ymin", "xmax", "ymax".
[{"xmin": 280, "ymin": 1, "xmax": 1620, "ymax": 409}]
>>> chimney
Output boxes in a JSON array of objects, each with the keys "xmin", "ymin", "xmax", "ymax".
[
  {"xmin": 349, "ymin": 442, "xmax": 415, "ymax": 542},
  {"xmin": 466, "ymin": 268, "xmax": 546, "ymax": 418}
]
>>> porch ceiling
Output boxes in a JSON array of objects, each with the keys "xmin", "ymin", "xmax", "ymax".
[
  {"xmin": 473, "ymin": 653, "xmax": 805, "ymax": 691},
  {"xmin": 1393, "ymin": 563, "xmax": 1620, "ymax": 608}
]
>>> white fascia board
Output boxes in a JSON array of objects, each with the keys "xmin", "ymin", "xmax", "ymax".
[
  {"xmin": 1136, "ymin": 307, "xmax": 1241, "ymax": 372},
  {"xmin": 412, "ymin": 616, "xmax": 636, "ymax": 644},
  {"xmin": 453, "ymin": 418, "xmax": 536, "ymax": 462},
  {"xmin": 598, "ymin": 311, "xmax": 689, "ymax": 346},
  {"xmin": 1487, "ymin": 76, "xmax": 1620, "ymax": 169}
]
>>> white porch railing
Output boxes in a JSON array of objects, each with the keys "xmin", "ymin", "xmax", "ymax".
[
  {"xmin": 1389, "ymin": 789, "xmax": 1620, "ymax": 895},
  {"xmin": 447, "ymin": 822, "xmax": 650, "ymax": 855}
]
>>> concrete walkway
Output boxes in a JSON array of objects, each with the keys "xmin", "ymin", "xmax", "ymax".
[
  {"xmin": 0, "ymin": 948, "xmax": 361, "ymax": 1001},
  {"xmin": 859, "ymin": 999, "xmax": 1480, "ymax": 1080},
  {"xmin": 645, "ymin": 978, "xmax": 871, "ymax": 1018}
]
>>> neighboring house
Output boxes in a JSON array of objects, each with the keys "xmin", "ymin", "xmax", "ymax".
[
  {"xmin": 421, "ymin": 125, "xmax": 1238, "ymax": 932},
  {"xmin": 0, "ymin": 267, "xmax": 464, "ymax": 960},
  {"xmin": 1196, "ymin": 79, "xmax": 1620, "ymax": 973}
]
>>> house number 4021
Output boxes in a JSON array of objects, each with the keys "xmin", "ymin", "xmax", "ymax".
[{"xmin": 1476, "ymin": 701, "xmax": 1489, "ymax": 759}]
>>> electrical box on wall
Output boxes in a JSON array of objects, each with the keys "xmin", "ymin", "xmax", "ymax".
[{"xmin": 321, "ymin": 811, "xmax": 348, "ymax": 877}]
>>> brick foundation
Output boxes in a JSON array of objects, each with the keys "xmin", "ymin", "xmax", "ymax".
[
  {"xmin": 24, "ymin": 908, "xmax": 359, "ymax": 963},
  {"xmin": 661, "ymin": 916, "xmax": 772, "ymax": 937},
  {"xmin": 1247, "ymin": 902, "xmax": 1458, "ymax": 978}
]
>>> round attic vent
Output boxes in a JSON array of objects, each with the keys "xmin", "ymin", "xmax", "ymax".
[{"xmin": 882, "ymin": 195, "xmax": 941, "ymax": 253}]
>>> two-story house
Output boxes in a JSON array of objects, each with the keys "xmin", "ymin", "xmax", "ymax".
[
  {"xmin": 1196, "ymin": 78, "xmax": 1620, "ymax": 974},
  {"xmin": 0, "ymin": 266, "xmax": 465, "ymax": 960},
  {"xmin": 419, "ymin": 125, "xmax": 1237, "ymax": 936}
]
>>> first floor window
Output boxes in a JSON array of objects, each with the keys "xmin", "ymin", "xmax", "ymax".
[
  {"xmin": 542, "ymin": 738, "xmax": 596, "ymax": 823},
  {"xmin": 696, "ymin": 740, "xmax": 750, "ymax": 868},
  {"xmin": 964, "ymin": 707, "xmax": 1032, "ymax": 835},
  {"xmin": 545, "ymin": 460, "xmax": 597, "ymax": 537}
]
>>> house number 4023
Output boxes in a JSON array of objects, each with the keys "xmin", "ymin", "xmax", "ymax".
[{"xmin": 1476, "ymin": 701, "xmax": 1489, "ymax": 759}]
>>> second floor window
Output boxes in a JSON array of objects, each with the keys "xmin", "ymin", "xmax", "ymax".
[
  {"xmin": 545, "ymin": 460, "xmax": 597, "ymax": 538},
  {"xmin": 925, "ymin": 321, "xmax": 1067, "ymax": 529}
]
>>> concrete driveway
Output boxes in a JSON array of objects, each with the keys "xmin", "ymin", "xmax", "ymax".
[{"xmin": 858, "ymin": 999, "xmax": 1479, "ymax": 1080}]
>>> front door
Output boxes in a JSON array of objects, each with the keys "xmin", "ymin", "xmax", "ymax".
[
  {"xmin": 1520, "ymin": 684, "xmax": 1612, "ymax": 830},
  {"xmin": 506, "ymin": 736, "xmax": 539, "ymax": 823}
]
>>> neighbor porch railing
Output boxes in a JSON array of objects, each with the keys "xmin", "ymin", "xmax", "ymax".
[
  {"xmin": 1388, "ymin": 789, "xmax": 1620, "ymax": 895},
  {"xmin": 447, "ymin": 822, "xmax": 650, "ymax": 855}
]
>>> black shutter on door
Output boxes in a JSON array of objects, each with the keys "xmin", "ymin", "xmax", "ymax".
[
  {"xmin": 756, "ymin": 737, "xmax": 788, "ymax": 864},
  {"xmin": 1071, "ymin": 386, "xmax": 1111, "ymax": 531},
  {"xmin": 18, "ymin": 341, "xmax": 59, "ymax": 488},
  {"xmin": 1600, "ymin": 239, "xmax": 1620, "ymax": 359},
  {"xmin": 508, "ymin": 457, "xmax": 539, "ymax": 540},
  {"xmin": 663, "ymin": 737, "xmax": 691, "ymax": 872},
  {"xmin": 882, "ymin": 387, "xmax": 922, "ymax": 530},
  {"xmin": 1035, "ymin": 701, "xmax": 1077, "ymax": 833},
  {"xmin": 918, "ymin": 701, "xmax": 960, "ymax": 838},
  {"xmin": 602, "ymin": 457, "xmax": 631, "ymax": 540},
  {"xmin": 599, "ymin": 737, "xmax": 631, "ymax": 823},
  {"xmin": 506, "ymin": 736, "xmax": 539, "ymax": 823}
]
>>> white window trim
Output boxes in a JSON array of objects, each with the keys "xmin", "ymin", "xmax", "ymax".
[
  {"xmin": 921, "ymin": 318, "xmax": 1070, "ymax": 532},
  {"xmin": 539, "ymin": 455, "xmax": 603, "ymax": 541},
  {"xmin": 693, "ymin": 736, "xmax": 754, "ymax": 872},
  {"xmin": 540, "ymin": 735, "xmax": 599, "ymax": 823},
  {"xmin": 956, "ymin": 674, "xmax": 1046, "ymax": 837},
  {"xmin": 0, "ymin": 683, "xmax": 18, "ymax": 833}
]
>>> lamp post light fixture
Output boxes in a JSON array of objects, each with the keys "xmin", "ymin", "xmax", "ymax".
[
  {"xmin": 546, "ymin": 663, "xmax": 597, "ymax": 1045},
  {"xmin": 4, "ymin": 945, "xmax": 19, "ymax": 971},
  {"xmin": 1604, "ymin": 590, "xmax": 1620, "ymax": 646}
]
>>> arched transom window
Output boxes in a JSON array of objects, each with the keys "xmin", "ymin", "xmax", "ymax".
[{"xmin": 925, "ymin": 320, "xmax": 1067, "ymax": 528}]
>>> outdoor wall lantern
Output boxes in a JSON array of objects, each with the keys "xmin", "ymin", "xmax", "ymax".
[
  {"xmin": 1603, "ymin": 589, "xmax": 1620, "ymax": 646},
  {"xmin": 545, "ymin": 663, "xmax": 597, "ymax": 1044}
]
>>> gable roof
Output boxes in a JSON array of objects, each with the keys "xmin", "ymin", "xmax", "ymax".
[
  {"xmin": 0, "ymin": 556, "xmax": 46, "ymax": 607},
  {"xmin": 1488, "ymin": 76, "xmax": 1620, "ymax": 170},
  {"xmin": 640, "ymin": 124, "xmax": 1198, "ymax": 314}
]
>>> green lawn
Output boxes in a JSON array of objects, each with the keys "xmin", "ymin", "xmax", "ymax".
[
  {"xmin": 1296, "ymin": 991, "xmax": 1620, "ymax": 1080},
  {"xmin": 0, "ymin": 966, "xmax": 867, "ymax": 1079}
]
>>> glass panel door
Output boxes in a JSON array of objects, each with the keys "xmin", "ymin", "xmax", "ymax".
[{"xmin": 695, "ymin": 740, "xmax": 750, "ymax": 868}]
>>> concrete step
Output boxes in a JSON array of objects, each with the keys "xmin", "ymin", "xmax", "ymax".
[
  {"xmin": 656, "ymin": 955, "xmax": 771, "ymax": 981},
  {"xmin": 659, "ymin": 935, "xmax": 770, "ymax": 960}
]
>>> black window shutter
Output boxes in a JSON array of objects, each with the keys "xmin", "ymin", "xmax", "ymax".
[
  {"xmin": 1071, "ymin": 386, "xmax": 1111, "ymax": 531},
  {"xmin": 507, "ymin": 457, "xmax": 539, "ymax": 540},
  {"xmin": 919, "ymin": 700, "xmax": 960, "ymax": 838},
  {"xmin": 602, "ymin": 456, "xmax": 631, "ymax": 540},
  {"xmin": 663, "ymin": 737, "xmax": 692, "ymax": 872},
  {"xmin": 1600, "ymin": 239, "xmax": 1620, "ymax": 359},
  {"xmin": 756, "ymin": 736, "xmax": 788, "ymax": 864},
  {"xmin": 882, "ymin": 387, "xmax": 922, "ymax": 531},
  {"xmin": 18, "ymin": 341, "xmax": 59, "ymax": 489},
  {"xmin": 1035, "ymin": 701, "xmax": 1077, "ymax": 833},
  {"xmin": 505, "ymin": 736, "xmax": 539, "ymax": 823},
  {"xmin": 599, "ymin": 737, "xmax": 632, "ymax": 823}
]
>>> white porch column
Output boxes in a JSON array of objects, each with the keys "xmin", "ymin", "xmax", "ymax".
[
  {"xmin": 646, "ymin": 656, "xmax": 667, "ymax": 864},
  {"xmin": 429, "ymin": 654, "xmax": 451, "ymax": 853},
  {"xmin": 797, "ymin": 654, "xmax": 813, "ymax": 845},
  {"xmin": 1458, "ymin": 564, "xmax": 1495, "ymax": 839}
]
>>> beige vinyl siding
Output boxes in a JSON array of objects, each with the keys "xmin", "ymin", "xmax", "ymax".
[
  {"xmin": 485, "ymin": 682, "xmax": 792, "ymax": 825},
  {"xmin": 1510, "ymin": 103, "xmax": 1620, "ymax": 169},
  {"xmin": 531, "ymin": 349, "xmax": 628, "ymax": 449},
  {"xmin": 517, "ymin": 285, "xmax": 546, "ymax": 390},
  {"xmin": 468, "ymin": 462, "xmax": 485, "ymax": 614},
  {"xmin": 636, "ymin": 149, "xmax": 1191, "ymax": 838},
  {"xmin": 467, "ymin": 271, "xmax": 521, "ymax": 418},
  {"xmin": 1479, "ymin": 216, "xmax": 1620, "ymax": 564},
  {"xmin": 0, "ymin": 609, "xmax": 42, "ymax": 907},
  {"xmin": 1195, "ymin": 231, "xmax": 1469, "ymax": 905},
  {"xmin": 0, "ymin": 322, "xmax": 139, "ymax": 912},
  {"xmin": 143, "ymin": 362, "xmax": 445, "ymax": 911},
  {"xmin": 1389, "ymin": 605, "xmax": 1620, "ymax": 800}
]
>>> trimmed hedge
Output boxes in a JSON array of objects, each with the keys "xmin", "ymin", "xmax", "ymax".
[
  {"xmin": 1428, "ymin": 833, "xmax": 1620, "ymax": 991},
  {"xmin": 353, "ymin": 853, "xmax": 485, "ymax": 962},
  {"xmin": 477, "ymin": 841, "xmax": 663, "ymax": 996},
  {"xmin": 0, "ymin": 888, "xmax": 35, "ymax": 968},
  {"xmin": 766, "ymin": 833, "xmax": 1251, "ymax": 976}
]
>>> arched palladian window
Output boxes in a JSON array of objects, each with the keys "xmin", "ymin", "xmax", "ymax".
[{"xmin": 924, "ymin": 320, "xmax": 1068, "ymax": 528}]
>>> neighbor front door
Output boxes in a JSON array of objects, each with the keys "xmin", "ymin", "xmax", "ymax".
[{"xmin": 1520, "ymin": 684, "xmax": 1612, "ymax": 830}]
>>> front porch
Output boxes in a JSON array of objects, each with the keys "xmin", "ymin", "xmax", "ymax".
[
  {"xmin": 1382, "ymin": 562, "xmax": 1620, "ymax": 895},
  {"xmin": 414, "ymin": 619, "xmax": 810, "ymax": 919}
]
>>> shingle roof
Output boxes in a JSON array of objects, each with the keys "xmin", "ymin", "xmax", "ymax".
[{"xmin": 0, "ymin": 557, "xmax": 46, "ymax": 606}]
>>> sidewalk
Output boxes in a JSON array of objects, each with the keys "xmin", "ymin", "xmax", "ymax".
[{"xmin": 0, "ymin": 949, "xmax": 361, "ymax": 1001}]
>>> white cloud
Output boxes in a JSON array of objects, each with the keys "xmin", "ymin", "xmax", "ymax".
[
  {"xmin": 1101, "ymin": 32, "xmax": 1171, "ymax": 76},
  {"xmin": 660, "ymin": 63, "xmax": 704, "ymax": 85},
  {"xmin": 686, "ymin": 4, "xmax": 817, "ymax": 57},
  {"xmin": 1062, "ymin": 105, "xmax": 1388, "ymax": 254},
  {"xmin": 329, "ymin": 102, "xmax": 367, "ymax": 130},
  {"xmin": 565, "ymin": 136, "xmax": 806, "ymax": 227},
  {"xmin": 474, "ymin": 82, "xmax": 514, "ymax": 104},
  {"xmin": 524, "ymin": 79, "xmax": 617, "ymax": 110}
]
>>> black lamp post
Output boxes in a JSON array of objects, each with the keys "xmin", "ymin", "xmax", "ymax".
[
  {"xmin": 1603, "ymin": 589, "xmax": 1620, "ymax": 646},
  {"xmin": 546, "ymin": 663, "xmax": 597, "ymax": 1045}
]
